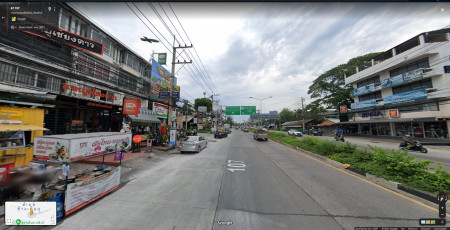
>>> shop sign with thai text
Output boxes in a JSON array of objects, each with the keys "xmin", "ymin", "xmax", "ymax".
[{"xmin": 62, "ymin": 83, "xmax": 117, "ymax": 100}]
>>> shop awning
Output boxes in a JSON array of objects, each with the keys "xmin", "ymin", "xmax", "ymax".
[
  {"xmin": 338, "ymin": 117, "xmax": 437, "ymax": 124},
  {"xmin": 129, "ymin": 114, "xmax": 161, "ymax": 124},
  {"xmin": 0, "ymin": 124, "xmax": 48, "ymax": 131}
]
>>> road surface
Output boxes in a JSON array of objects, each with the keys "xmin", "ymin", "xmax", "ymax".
[{"xmin": 41, "ymin": 130, "xmax": 445, "ymax": 230}]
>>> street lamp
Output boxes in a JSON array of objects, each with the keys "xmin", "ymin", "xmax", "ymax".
[{"xmin": 249, "ymin": 96, "xmax": 272, "ymax": 128}]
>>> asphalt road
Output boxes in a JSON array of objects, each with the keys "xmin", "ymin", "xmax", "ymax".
[{"xmin": 33, "ymin": 130, "xmax": 446, "ymax": 230}]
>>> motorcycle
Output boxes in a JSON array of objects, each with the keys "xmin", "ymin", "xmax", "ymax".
[
  {"xmin": 399, "ymin": 141, "xmax": 428, "ymax": 153},
  {"xmin": 334, "ymin": 134, "xmax": 345, "ymax": 142}
]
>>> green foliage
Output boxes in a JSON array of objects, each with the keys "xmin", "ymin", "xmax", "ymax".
[
  {"xmin": 307, "ymin": 52, "xmax": 382, "ymax": 110},
  {"xmin": 194, "ymin": 98, "xmax": 212, "ymax": 112},
  {"xmin": 268, "ymin": 133, "xmax": 449, "ymax": 194},
  {"xmin": 279, "ymin": 108, "xmax": 295, "ymax": 124}
]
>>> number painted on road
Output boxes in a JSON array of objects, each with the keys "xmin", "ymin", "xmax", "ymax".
[{"xmin": 227, "ymin": 160, "xmax": 246, "ymax": 172}]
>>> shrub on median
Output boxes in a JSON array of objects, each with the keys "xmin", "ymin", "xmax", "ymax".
[{"xmin": 268, "ymin": 132, "xmax": 449, "ymax": 194}]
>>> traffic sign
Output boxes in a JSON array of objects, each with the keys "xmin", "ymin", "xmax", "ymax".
[
  {"xmin": 226, "ymin": 106, "xmax": 240, "ymax": 115},
  {"xmin": 240, "ymin": 106, "xmax": 256, "ymax": 115}
]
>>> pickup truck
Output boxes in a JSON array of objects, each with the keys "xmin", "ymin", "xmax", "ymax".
[
  {"xmin": 288, "ymin": 129, "xmax": 303, "ymax": 137},
  {"xmin": 253, "ymin": 129, "xmax": 268, "ymax": 141}
]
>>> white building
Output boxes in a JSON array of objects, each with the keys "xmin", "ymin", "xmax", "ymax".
[{"xmin": 343, "ymin": 28, "xmax": 450, "ymax": 139}]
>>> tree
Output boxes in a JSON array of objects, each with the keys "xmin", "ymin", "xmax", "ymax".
[
  {"xmin": 181, "ymin": 99, "xmax": 193, "ymax": 115},
  {"xmin": 225, "ymin": 117, "xmax": 233, "ymax": 125},
  {"xmin": 279, "ymin": 108, "xmax": 295, "ymax": 124},
  {"xmin": 194, "ymin": 98, "xmax": 212, "ymax": 112},
  {"xmin": 307, "ymin": 52, "xmax": 382, "ymax": 110}
]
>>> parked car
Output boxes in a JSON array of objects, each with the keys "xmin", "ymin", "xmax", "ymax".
[
  {"xmin": 214, "ymin": 131, "xmax": 228, "ymax": 138},
  {"xmin": 253, "ymin": 129, "xmax": 268, "ymax": 141},
  {"xmin": 288, "ymin": 129, "xmax": 302, "ymax": 137},
  {"xmin": 178, "ymin": 136, "xmax": 207, "ymax": 153},
  {"xmin": 242, "ymin": 128, "xmax": 249, "ymax": 132}
]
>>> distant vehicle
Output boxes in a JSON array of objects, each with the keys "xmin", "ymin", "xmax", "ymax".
[
  {"xmin": 214, "ymin": 131, "xmax": 228, "ymax": 139},
  {"xmin": 288, "ymin": 129, "xmax": 302, "ymax": 137},
  {"xmin": 253, "ymin": 129, "xmax": 268, "ymax": 141},
  {"xmin": 179, "ymin": 136, "xmax": 207, "ymax": 153},
  {"xmin": 242, "ymin": 128, "xmax": 249, "ymax": 132}
]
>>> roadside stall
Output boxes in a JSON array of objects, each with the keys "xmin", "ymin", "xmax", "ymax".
[
  {"xmin": 126, "ymin": 109, "xmax": 161, "ymax": 151},
  {"xmin": 32, "ymin": 132, "xmax": 131, "ymax": 219}
]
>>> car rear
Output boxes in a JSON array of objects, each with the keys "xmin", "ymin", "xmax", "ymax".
[{"xmin": 179, "ymin": 136, "xmax": 199, "ymax": 152}]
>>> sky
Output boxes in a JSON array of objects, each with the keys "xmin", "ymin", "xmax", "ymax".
[{"xmin": 71, "ymin": 2, "xmax": 450, "ymax": 123}]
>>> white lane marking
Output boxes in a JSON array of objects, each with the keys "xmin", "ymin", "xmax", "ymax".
[{"xmin": 227, "ymin": 160, "xmax": 246, "ymax": 172}]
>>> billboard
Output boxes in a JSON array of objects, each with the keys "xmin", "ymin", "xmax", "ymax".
[
  {"xmin": 122, "ymin": 99, "xmax": 140, "ymax": 115},
  {"xmin": 352, "ymin": 83, "xmax": 375, "ymax": 97},
  {"xmin": 381, "ymin": 74, "xmax": 404, "ymax": 89},
  {"xmin": 153, "ymin": 102, "xmax": 168, "ymax": 118},
  {"xmin": 151, "ymin": 59, "xmax": 173, "ymax": 101},
  {"xmin": 351, "ymin": 99, "xmax": 376, "ymax": 109},
  {"xmin": 383, "ymin": 89, "xmax": 427, "ymax": 104}
]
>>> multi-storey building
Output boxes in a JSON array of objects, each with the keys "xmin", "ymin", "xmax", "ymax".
[
  {"xmin": 343, "ymin": 28, "xmax": 450, "ymax": 139},
  {"xmin": 0, "ymin": 3, "xmax": 168, "ymax": 135}
]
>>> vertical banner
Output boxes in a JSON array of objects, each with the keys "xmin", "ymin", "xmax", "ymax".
[
  {"xmin": 170, "ymin": 129, "xmax": 176, "ymax": 146},
  {"xmin": 177, "ymin": 113, "xmax": 183, "ymax": 130},
  {"xmin": 158, "ymin": 53, "xmax": 167, "ymax": 65}
]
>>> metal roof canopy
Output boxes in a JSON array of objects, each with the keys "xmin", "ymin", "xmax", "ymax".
[
  {"xmin": 0, "ymin": 124, "xmax": 48, "ymax": 132},
  {"xmin": 129, "ymin": 114, "xmax": 161, "ymax": 124},
  {"xmin": 338, "ymin": 117, "xmax": 437, "ymax": 124}
]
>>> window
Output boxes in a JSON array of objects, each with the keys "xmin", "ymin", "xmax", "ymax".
[
  {"xmin": 392, "ymin": 78, "xmax": 432, "ymax": 94},
  {"xmin": 0, "ymin": 131, "xmax": 25, "ymax": 149},
  {"xmin": 357, "ymin": 75, "xmax": 380, "ymax": 88},
  {"xmin": 0, "ymin": 62, "xmax": 17, "ymax": 83},
  {"xmin": 444, "ymin": 66, "xmax": 450, "ymax": 73},
  {"xmin": 17, "ymin": 67, "xmax": 36, "ymax": 86},
  {"xmin": 36, "ymin": 74, "xmax": 62, "ymax": 93},
  {"xmin": 118, "ymin": 72, "xmax": 137, "ymax": 91},
  {"xmin": 398, "ymin": 101, "xmax": 438, "ymax": 113},
  {"xmin": 359, "ymin": 91, "xmax": 381, "ymax": 101},
  {"xmin": 390, "ymin": 58, "xmax": 429, "ymax": 77},
  {"xmin": 77, "ymin": 53, "xmax": 111, "ymax": 80},
  {"xmin": 59, "ymin": 10, "xmax": 70, "ymax": 30}
]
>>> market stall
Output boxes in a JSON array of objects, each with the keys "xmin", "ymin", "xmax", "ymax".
[{"xmin": 32, "ymin": 132, "xmax": 131, "ymax": 219}]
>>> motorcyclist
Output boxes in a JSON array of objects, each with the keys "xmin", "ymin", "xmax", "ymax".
[
  {"xmin": 334, "ymin": 128, "xmax": 343, "ymax": 140},
  {"xmin": 402, "ymin": 134, "xmax": 416, "ymax": 146}
]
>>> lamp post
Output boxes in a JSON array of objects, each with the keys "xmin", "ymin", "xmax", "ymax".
[{"xmin": 249, "ymin": 96, "xmax": 272, "ymax": 129}]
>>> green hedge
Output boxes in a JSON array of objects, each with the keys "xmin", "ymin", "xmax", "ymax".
[{"xmin": 268, "ymin": 132, "xmax": 450, "ymax": 194}]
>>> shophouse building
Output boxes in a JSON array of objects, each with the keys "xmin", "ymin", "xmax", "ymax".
[
  {"xmin": 343, "ymin": 28, "xmax": 450, "ymax": 139},
  {"xmin": 0, "ymin": 3, "xmax": 163, "ymax": 166}
]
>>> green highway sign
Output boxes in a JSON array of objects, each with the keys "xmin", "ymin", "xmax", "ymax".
[
  {"xmin": 226, "ymin": 106, "xmax": 241, "ymax": 115},
  {"xmin": 240, "ymin": 106, "xmax": 256, "ymax": 115}
]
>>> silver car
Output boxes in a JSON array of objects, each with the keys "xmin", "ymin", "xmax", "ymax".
[{"xmin": 178, "ymin": 136, "xmax": 207, "ymax": 153}]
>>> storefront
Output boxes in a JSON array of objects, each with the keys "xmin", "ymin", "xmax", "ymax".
[
  {"xmin": 44, "ymin": 95, "xmax": 122, "ymax": 135},
  {"xmin": 0, "ymin": 106, "xmax": 47, "ymax": 167},
  {"xmin": 340, "ymin": 118, "xmax": 449, "ymax": 139}
]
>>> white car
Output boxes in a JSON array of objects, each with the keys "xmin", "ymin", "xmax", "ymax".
[{"xmin": 288, "ymin": 129, "xmax": 303, "ymax": 137}]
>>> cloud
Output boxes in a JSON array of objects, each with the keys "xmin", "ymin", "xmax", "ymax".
[{"xmin": 73, "ymin": 2, "xmax": 450, "ymax": 122}]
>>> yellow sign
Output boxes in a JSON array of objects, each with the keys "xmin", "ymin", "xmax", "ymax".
[{"xmin": 0, "ymin": 110, "xmax": 23, "ymax": 120}]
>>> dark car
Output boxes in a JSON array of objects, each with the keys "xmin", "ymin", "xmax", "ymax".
[{"xmin": 214, "ymin": 131, "xmax": 228, "ymax": 139}]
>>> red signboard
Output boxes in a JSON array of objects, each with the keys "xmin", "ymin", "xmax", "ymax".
[
  {"xmin": 339, "ymin": 105, "xmax": 348, "ymax": 113},
  {"xmin": 123, "ymin": 99, "xmax": 140, "ymax": 115},
  {"xmin": 133, "ymin": 135, "xmax": 143, "ymax": 143},
  {"xmin": 389, "ymin": 109, "xmax": 399, "ymax": 118}
]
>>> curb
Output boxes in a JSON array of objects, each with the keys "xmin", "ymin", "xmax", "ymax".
[{"xmin": 268, "ymin": 137, "xmax": 439, "ymax": 205}]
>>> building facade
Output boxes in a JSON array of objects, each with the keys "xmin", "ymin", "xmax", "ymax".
[
  {"xmin": 0, "ymin": 3, "xmax": 165, "ymax": 166},
  {"xmin": 343, "ymin": 28, "xmax": 450, "ymax": 139}
]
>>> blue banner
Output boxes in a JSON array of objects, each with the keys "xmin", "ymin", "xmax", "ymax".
[
  {"xmin": 351, "ymin": 99, "xmax": 376, "ymax": 109},
  {"xmin": 383, "ymin": 89, "xmax": 427, "ymax": 104},
  {"xmin": 353, "ymin": 83, "xmax": 375, "ymax": 96},
  {"xmin": 403, "ymin": 69, "xmax": 423, "ymax": 83},
  {"xmin": 381, "ymin": 74, "xmax": 404, "ymax": 89}
]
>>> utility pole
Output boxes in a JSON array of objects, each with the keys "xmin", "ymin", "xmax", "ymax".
[
  {"xmin": 168, "ymin": 35, "xmax": 192, "ymax": 128},
  {"xmin": 301, "ymin": 97, "xmax": 305, "ymax": 132},
  {"xmin": 210, "ymin": 94, "xmax": 220, "ymax": 131}
]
